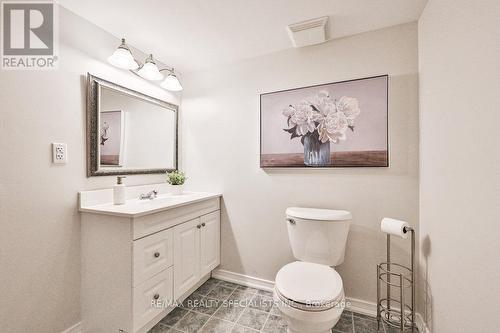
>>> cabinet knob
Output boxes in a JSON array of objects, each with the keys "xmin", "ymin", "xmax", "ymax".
[
  {"xmin": 153, "ymin": 294, "xmax": 160, "ymax": 300},
  {"xmin": 154, "ymin": 252, "xmax": 160, "ymax": 258},
  {"xmin": 197, "ymin": 224, "xmax": 201, "ymax": 229},
  {"xmin": 201, "ymin": 223, "xmax": 206, "ymax": 227}
]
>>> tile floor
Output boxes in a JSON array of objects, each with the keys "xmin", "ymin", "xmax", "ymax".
[{"xmin": 148, "ymin": 278, "xmax": 403, "ymax": 333}]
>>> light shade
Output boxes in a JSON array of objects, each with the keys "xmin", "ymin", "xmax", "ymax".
[
  {"xmin": 161, "ymin": 73, "xmax": 183, "ymax": 91},
  {"xmin": 108, "ymin": 38, "xmax": 138, "ymax": 70},
  {"xmin": 137, "ymin": 54, "xmax": 164, "ymax": 81}
]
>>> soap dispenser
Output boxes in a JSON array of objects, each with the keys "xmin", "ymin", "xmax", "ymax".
[{"xmin": 113, "ymin": 176, "xmax": 127, "ymax": 205}]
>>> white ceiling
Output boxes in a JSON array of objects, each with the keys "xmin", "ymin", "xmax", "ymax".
[{"xmin": 60, "ymin": 0, "xmax": 427, "ymax": 73}]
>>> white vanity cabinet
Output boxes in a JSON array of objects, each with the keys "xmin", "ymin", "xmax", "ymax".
[
  {"xmin": 79, "ymin": 189, "xmax": 221, "ymax": 333},
  {"xmin": 173, "ymin": 211, "xmax": 220, "ymax": 299},
  {"xmin": 199, "ymin": 212, "xmax": 222, "ymax": 276}
]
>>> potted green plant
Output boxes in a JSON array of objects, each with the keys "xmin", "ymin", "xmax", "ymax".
[{"xmin": 166, "ymin": 170, "xmax": 186, "ymax": 195}]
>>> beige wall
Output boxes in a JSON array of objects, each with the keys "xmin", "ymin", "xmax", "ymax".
[
  {"xmin": 418, "ymin": 0, "xmax": 500, "ymax": 331},
  {"xmin": 0, "ymin": 8, "xmax": 180, "ymax": 333},
  {"xmin": 182, "ymin": 23, "xmax": 419, "ymax": 305}
]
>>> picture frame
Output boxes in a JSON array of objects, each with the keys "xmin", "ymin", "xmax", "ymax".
[
  {"xmin": 99, "ymin": 110, "xmax": 125, "ymax": 167},
  {"xmin": 260, "ymin": 75, "xmax": 389, "ymax": 168}
]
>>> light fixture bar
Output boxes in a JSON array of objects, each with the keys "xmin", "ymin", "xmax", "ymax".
[{"xmin": 108, "ymin": 37, "xmax": 182, "ymax": 91}]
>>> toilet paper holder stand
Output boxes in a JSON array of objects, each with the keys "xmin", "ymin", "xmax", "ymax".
[{"xmin": 376, "ymin": 226, "xmax": 415, "ymax": 332}]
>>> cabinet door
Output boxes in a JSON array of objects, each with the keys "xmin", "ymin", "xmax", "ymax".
[
  {"xmin": 173, "ymin": 218, "xmax": 201, "ymax": 299},
  {"xmin": 200, "ymin": 211, "xmax": 221, "ymax": 277}
]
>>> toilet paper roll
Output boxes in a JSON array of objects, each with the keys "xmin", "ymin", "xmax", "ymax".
[{"xmin": 381, "ymin": 218, "xmax": 410, "ymax": 239}]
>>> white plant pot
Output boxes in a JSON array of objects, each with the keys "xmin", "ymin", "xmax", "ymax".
[{"xmin": 170, "ymin": 184, "xmax": 183, "ymax": 195}]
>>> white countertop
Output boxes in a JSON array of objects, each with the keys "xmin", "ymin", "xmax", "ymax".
[{"xmin": 79, "ymin": 184, "xmax": 221, "ymax": 218}]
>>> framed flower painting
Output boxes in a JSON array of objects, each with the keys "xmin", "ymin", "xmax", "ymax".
[
  {"xmin": 260, "ymin": 75, "xmax": 388, "ymax": 168},
  {"xmin": 99, "ymin": 110, "xmax": 124, "ymax": 166}
]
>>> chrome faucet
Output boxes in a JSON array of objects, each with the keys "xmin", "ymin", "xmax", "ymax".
[{"xmin": 139, "ymin": 190, "xmax": 158, "ymax": 200}]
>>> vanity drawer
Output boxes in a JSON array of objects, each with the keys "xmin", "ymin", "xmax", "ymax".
[
  {"xmin": 133, "ymin": 267, "xmax": 173, "ymax": 332},
  {"xmin": 133, "ymin": 228, "xmax": 173, "ymax": 286},
  {"xmin": 133, "ymin": 197, "xmax": 220, "ymax": 239}
]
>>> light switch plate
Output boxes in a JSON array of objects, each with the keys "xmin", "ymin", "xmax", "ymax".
[{"xmin": 52, "ymin": 143, "xmax": 67, "ymax": 164}]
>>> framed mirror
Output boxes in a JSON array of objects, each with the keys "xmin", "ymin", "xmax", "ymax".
[{"xmin": 86, "ymin": 73, "xmax": 178, "ymax": 176}]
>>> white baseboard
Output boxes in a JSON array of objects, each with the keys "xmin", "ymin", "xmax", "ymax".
[
  {"xmin": 212, "ymin": 269, "xmax": 275, "ymax": 292},
  {"xmin": 345, "ymin": 298, "xmax": 429, "ymax": 332},
  {"xmin": 212, "ymin": 268, "xmax": 430, "ymax": 332},
  {"xmin": 345, "ymin": 297, "xmax": 377, "ymax": 317},
  {"xmin": 61, "ymin": 322, "xmax": 82, "ymax": 333}
]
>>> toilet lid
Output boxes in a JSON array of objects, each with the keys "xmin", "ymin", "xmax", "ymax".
[
  {"xmin": 275, "ymin": 261, "xmax": 343, "ymax": 309},
  {"xmin": 286, "ymin": 207, "xmax": 352, "ymax": 221}
]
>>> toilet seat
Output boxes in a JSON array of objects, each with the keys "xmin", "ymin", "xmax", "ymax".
[{"xmin": 275, "ymin": 261, "xmax": 344, "ymax": 312}]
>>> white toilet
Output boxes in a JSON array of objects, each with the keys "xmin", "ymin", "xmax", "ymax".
[{"xmin": 274, "ymin": 207, "xmax": 352, "ymax": 333}]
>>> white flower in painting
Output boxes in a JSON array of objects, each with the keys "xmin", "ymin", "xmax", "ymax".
[
  {"xmin": 282, "ymin": 92, "xmax": 361, "ymax": 143},
  {"xmin": 336, "ymin": 96, "xmax": 360, "ymax": 120},
  {"xmin": 282, "ymin": 105, "xmax": 296, "ymax": 117},
  {"xmin": 286, "ymin": 101, "xmax": 321, "ymax": 135},
  {"xmin": 316, "ymin": 90, "xmax": 329, "ymax": 101},
  {"xmin": 314, "ymin": 90, "xmax": 337, "ymax": 115},
  {"xmin": 318, "ymin": 111, "xmax": 349, "ymax": 143}
]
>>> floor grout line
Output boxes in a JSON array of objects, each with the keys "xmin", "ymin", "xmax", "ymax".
[
  {"xmin": 228, "ymin": 285, "xmax": 264, "ymax": 331},
  {"xmin": 260, "ymin": 310, "xmax": 272, "ymax": 333},
  {"xmin": 230, "ymin": 290, "xmax": 268, "ymax": 332},
  {"xmin": 351, "ymin": 309, "xmax": 355, "ymax": 333},
  {"xmin": 158, "ymin": 278, "xmax": 392, "ymax": 333},
  {"xmin": 172, "ymin": 279, "xmax": 223, "ymax": 332},
  {"xmin": 196, "ymin": 282, "xmax": 239, "ymax": 332},
  {"xmin": 231, "ymin": 294, "xmax": 251, "ymax": 332},
  {"xmin": 168, "ymin": 306, "xmax": 191, "ymax": 332}
]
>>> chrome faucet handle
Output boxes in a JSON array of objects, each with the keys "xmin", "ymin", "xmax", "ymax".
[{"xmin": 139, "ymin": 190, "xmax": 158, "ymax": 200}]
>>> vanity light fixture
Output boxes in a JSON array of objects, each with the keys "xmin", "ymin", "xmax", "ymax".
[
  {"xmin": 137, "ymin": 54, "xmax": 164, "ymax": 81},
  {"xmin": 160, "ymin": 71, "xmax": 183, "ymax": 91},
  {"xmin": 108, "ymin": 37, "xmax": 183, "ymax": 91},
  {"xmin": 107, "ymin": 38, "xmax": 139, "ymax": 70}
]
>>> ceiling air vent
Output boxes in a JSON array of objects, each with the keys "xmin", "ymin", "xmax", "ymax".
[{"xmin": 287, "ymin": 16, "xmax": 329, "ymax": 48}]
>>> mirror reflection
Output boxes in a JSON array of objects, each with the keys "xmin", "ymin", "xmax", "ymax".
[{"xmin": 99, "ymin": 87, "xmax": 176, "ymax": 171}]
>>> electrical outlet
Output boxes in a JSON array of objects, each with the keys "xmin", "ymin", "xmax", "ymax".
[{"xmin": 52, "ymin": 143, "xmax": 67, "ymax": 164}]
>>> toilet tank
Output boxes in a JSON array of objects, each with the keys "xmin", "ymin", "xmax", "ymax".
[{"xmin": 286, "ymin": 207, "xmax": 351, "ymax": 266}]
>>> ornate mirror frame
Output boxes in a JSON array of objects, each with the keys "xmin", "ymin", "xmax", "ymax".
[{"xmin": 86, "ymin": 73, "xmax": 179, "ymax": 177}]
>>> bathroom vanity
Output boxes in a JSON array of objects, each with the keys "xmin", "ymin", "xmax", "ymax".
[{"xmin": 79, "ymin": 184, "xmax": 221, "ymax": 333}]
